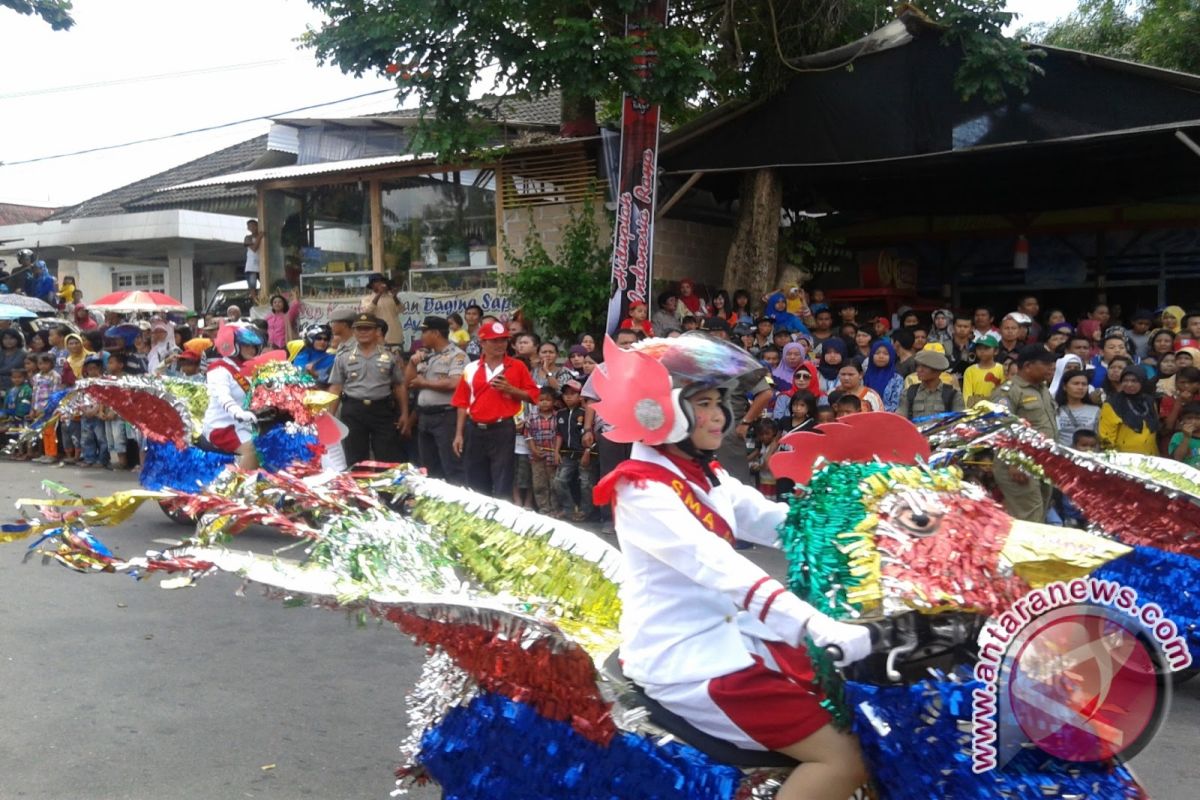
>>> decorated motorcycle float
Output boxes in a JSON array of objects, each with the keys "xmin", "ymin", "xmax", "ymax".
[{"xmin": 1, "ymin": 334, "xmax": 1196, "ymax": 799}]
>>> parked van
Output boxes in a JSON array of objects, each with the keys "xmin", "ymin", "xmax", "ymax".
[{"xmin": 203, "ymin": 281, "xmax": 256, "ymax": 320}]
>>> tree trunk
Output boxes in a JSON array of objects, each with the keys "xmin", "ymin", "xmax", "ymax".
[
  {"xmin": 560, "ymin": 91, "xmax": 598, "ymax": 138},
  {"xmin": 723, "ymin": 168, "xmax": 782, "ymax": 300}
]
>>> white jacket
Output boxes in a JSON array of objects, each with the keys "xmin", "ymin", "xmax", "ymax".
[
  {"xmin": 614, "ymin": 443, "xmax": 821, "ymax": 685},
  {"xmin": 201, "ymin": 358, "xmax": 251, "ymax": 438}
]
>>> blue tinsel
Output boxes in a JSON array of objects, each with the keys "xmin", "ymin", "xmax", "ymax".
[
  {"xmin": 844, "ymin": 677, "xmax": 1144, "ymax": 799},
  {"xmin": 29, "ymin": 388, "xmax": 71, "ymax": 431},
  {"xmin": 254, "ymin": 425, "xmax": 319, "ymax": 472},
  {"xmin": 1094, "ymin": 545, "xmax": 1200, "ymax": 663},
  {"xmin": 140, "ymin": 441, "xmax": 233, "ymax": 492},
  {"xmin": 419, "ymin": 692, "xmax": 742, "ymax": 800}
]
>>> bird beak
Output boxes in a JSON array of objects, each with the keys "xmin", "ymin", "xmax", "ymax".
[{"xmin": 1001, "ymin": 521, "xmax": 1131, "ymax": 586}]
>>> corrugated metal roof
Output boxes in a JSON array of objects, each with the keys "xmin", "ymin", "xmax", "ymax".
[{"xmin": 163, "ymin": 152, "xmax": 435, "ymax": 191}]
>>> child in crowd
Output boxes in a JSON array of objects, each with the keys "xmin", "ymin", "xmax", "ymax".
[
  {"xmin": 816, "ymin": 404, "xmax": 837, "ymax": 425},
  {"xmin": 1161, "ymin": 367, "xmax": 1200, "ymax": 441},
  {"xmin": 31, "ymin": 354, "xmax": 62, "ymax": 463},
  {"xmin": 1169, "ymin": 403, "xmax": 1200, "ymax": 468},
  {"xmin": 962, "ymin": 334, "xmax": 1004, "ymax": 406},
  {"xmin": 620, "ymin": 301, "xmax": 654, "ymax": 336},
  {"xmin": 748, "ymin": 418, "xmax": 781, "ymax": 499},
  {"xmin": 174, "ymin": 351, "xmax": 204, "ymax": 381},
  {"xmin": 554, "ymin": 380, "xmax": 592, "ymax": 521},
  {"xmin": 512, "ymin": 403, "xmax": 534, "ymax": 510},
  {"xmin": 681, "ymin": 315, "xmax": 699, "ymax": 332},
  {"xmin": 1052, "ymin": 429, "xmax": 1098, "ymax": 527},
  {"xmin": 101, "ymin": 352, "xmax": 132, "ymax": 470},
  {"xmin": 834, "ymin": 393, "xmax": 863, "ymax": 417},
  {"xmin": 524, "ymin": 386, "xmax": 560, "ymax": 516},
  {"xmin": 77, "ymin": 356, "xmax": 108, "ymax": 468},
  {"xmin": 3, "ymin": 368, "xmax": 33, "ymax": 458}
]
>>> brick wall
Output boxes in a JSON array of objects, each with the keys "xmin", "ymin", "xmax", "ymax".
[{"xmin": 500, "ymin": 202, "xmax": 732, "ymax": 290}]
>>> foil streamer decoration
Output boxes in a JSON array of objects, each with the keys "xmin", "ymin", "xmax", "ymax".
[
  {"xmin": 417, "ymin": 692, "xmax": 742, "ymax": 800},
  {"xmin": 1094, "ymin": 545, "xmax": 1200, "ymax": 663},
  {"xmin": 844, "ymin": 677, "xmax": 1145, "ymax": 800},
  {"xmin": 74, "ymin": 376, "xmax": 195, "ymax": 446},
  {"xmin": 249, "ymin": 384, "xmax": 316, "ymax": 425},
  {"xmin": 160, "ymin": 376, "xmax": 208, "ymax": 434},
  {"xmin": 384, "ymin": 609, "xmax": 617, "ymax": 745},
  {"xmin": 254, "ymin": 423, "xmax": 321, "ymax": 472},
  {"xmin": 994, "ymin": 426, "xmax": 1200, "ymax": 557},
  {"xmin": 140, "ymin": 440, "xmax": 233, "ymax": 493}
]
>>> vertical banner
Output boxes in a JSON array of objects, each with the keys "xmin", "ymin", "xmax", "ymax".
[{"xmin": 606, "ymin": 0, "xmax": 669, "ymax": 334}]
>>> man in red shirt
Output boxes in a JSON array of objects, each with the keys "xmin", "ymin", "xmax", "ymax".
[{"xmin": 451, "ymin": 319, "xmax": 539, "ymax": 498}]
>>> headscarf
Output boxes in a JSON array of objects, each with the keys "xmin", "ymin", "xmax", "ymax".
[
  {"xmin": 678, "ymin": 279, "xmax": 703, "ymax": 314},
  {"xmin": 1106, "ymin": 365, "xmax": 1159, "ymax": 433},
  {"xmin": 64, "ymin": 333, "xmax": 94, "ymax": 382},
  {"xmin": 863, "ymin": 340, "xmax": 898, "ymax": 396},
  {"xmin": 765, "ymin": 292, "xmax": 808, "ymax": 334},
  {"xmin": 791, "ymin": 362, "xmax": 823, "ymax": 398},
  {"xmin": 773, "ymin": 341, "xmax": 808, "ymax": 389},
  {"xmin": 1161, "ymin": 305, "xmax": 1186, "ymax": 333},
  {"xmin": 818, "ymin": 337, "xmax": 849, "ymax": 381},
  {"xmin": 72, "ymin": 304, "xmax": 98, "ymax": 331},
  {"xmin": 1049, "ymin": 354, "xmax": 1083, "ymax": 396},
  {"xmin": 147, "ymin": 319, "xmax": 178, "ymax": 372}
]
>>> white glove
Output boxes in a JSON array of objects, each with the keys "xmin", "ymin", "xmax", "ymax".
[
  {"xmin": 232, "ymin": 408, "xmax": 257, "ymax": 424},
  {"xmin": 806, "ymin": 614, "xmax": 872, "ymax": 667}
]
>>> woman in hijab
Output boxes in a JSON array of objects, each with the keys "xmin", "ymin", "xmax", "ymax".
[
  {"xmin": 291, "ymin": 325, "xmax": 335, "ymax": 387},
  {"xmin": 817, "ymin": 337, "xmax": 848, "ymax": 394},
  {"xmin": 675, "ymin": 279, "xmax": 707, "ymax": 318},
  {"xmin": 764, "ymin": 292, "xmax": 808, "ymax": 335},
  {"xmin": 1099, "ymin": 365, "xmax": 1160, "ymax": 455},
  {"xmin": 0, "ymin": 329, "xmax": 26, "ymax": 391},
  {"xmin": 863, "ymin": 340, "xmax": 905, "ymax": 412},
  {"xmin": 61, "ymin": 333, "xmax": 94, "ymax": 387},
  {"xmin": 72, "ymin": 304, "xmax": 99, "ymax": 332},
  {"xmin": 1049, "ymin": 353, "xmax": 1084, "ymax": 397},
  {"xmin": 772, "ymin": 341, "xmax": 808, "ymax": 393},
  {"xmin": 1077, "ymin": 319, "xmax": 1102, "ymax": 358},
  {"xmin": 1160, "ymin": 305, "xmax": 1186, "ymax": 334},
  {"xmin": 147, "ymin": 319, "xmax": 181, "ymax": 374}
]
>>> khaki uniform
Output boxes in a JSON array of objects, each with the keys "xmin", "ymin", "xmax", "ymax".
[
  {"xmin": 330, "ymin": 344, "xmax": 405, "ymax": 466},
  {"xmin": 415, "ymin": 343, "xmax": 468, "ymax": 483},
  {"xmin": 990, "ymin": 376, "xmax": 1057, "ymax": 523}
]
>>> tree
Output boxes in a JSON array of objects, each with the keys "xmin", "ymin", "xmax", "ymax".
[
  {"xmin": 2, "ymin": 0, "xmax": 73, "ymax": 30},
  {"xmin": 302, "ymin": 1, "xmax": 1037, "ymax": 155},
  {"xmin": 1022, "ymin": 1, "xmax": 1200, "ymax": 75},
  {"xmin": 500, "ymin": 196, "xmax": 613, "ymax": 342}
]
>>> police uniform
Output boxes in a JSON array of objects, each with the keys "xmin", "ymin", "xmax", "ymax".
[
  {"xmin": 415, "ymin": 328, "xmax": 468, "ymax": 484},
  {"xmin": 330, "ymin": 314, "xmax": 405, "ymax": 466},
  {"xmin": 990, "ymin": 372, "xmax": 1057, "ymax": 523}
]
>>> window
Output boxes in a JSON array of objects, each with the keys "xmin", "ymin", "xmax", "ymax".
[{"xmin": 112, "ymin": 269, "xmax": 166, "ymax": 291}]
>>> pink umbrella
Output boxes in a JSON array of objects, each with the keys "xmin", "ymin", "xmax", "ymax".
[{"xmin": 88, "ymin": 290, "xmax": 189, "ymax": 313}]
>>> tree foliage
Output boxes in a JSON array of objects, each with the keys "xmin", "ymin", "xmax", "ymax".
[
  {"xmin": 2, "ymin": 0, "xmax": 73, "ymax": 29},
  {"xmin": 1021, "ymin": 1, "xmax": 1200, "ymax": 75},
  {"xmin": 500, "ymin": 197, "xmax": 613, "ymax": 343},
  {"xmin": 302, "ymin": 0, "xmax": 1038, "ymax": 158}
]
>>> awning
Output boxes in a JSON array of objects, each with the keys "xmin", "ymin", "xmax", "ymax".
[{"xmin": 162, "ymin": 153, "xmax": 436, "ymax": 191}]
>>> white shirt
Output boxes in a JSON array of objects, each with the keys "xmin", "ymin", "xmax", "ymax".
[
  {"xmin": 614, "ymin": 443, "xmax": 820, "ymax": 685},
  {"xmin": 201, "ymin": 358, "xmax": 250, "ymax": 437}
]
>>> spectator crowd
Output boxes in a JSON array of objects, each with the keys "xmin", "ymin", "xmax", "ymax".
[{"xmin": 4, "ymin": 264, "xmax": 1198, "ymax": 535}]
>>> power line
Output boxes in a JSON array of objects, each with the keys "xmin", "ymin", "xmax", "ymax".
[
  {"xmin": 0, "ymin": 59, "xmax": 288, "ymax": 100},
  {"xmin": 1, "ymin": 87, "xmax": 401, "ymax": 166}
]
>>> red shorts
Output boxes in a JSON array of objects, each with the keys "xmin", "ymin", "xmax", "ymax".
[
  {"xmin": 207, "ymin": 424, "xmax": 249, "ymax": 453},
  {"xmin": 644, "ymin": 639, "xmax": 831, "ymax": 751}
]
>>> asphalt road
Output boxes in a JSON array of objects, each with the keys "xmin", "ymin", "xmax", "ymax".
[{"xmin": 0, "ymin": 464, "xmax": 1195, "ymax": 799}]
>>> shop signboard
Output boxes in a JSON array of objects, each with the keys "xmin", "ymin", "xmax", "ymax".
[
  {"xmin": 295, "ymin": 289, "xmax": 511, "ymax": 349},
  {"xmin": 605, "ymin": 0, "xmax": 669, "ymax": 334}
]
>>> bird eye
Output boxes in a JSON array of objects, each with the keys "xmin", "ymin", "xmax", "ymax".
[{"xmin": 892, "ymin": 502, "xmax": 943, "ymax": 537}]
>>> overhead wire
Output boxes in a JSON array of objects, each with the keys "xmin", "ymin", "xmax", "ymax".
[
  {"xmin": 1, "ymin": 87, "xmax": 401, "ymax": 166},
  {"xmin": 0, "ymin": 59, "xmax": 289, "ymax": 100}
]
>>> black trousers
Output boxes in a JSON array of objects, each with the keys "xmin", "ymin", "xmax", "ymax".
[
  {"xmin": 417, "ymin": 407, "xmax": 463, "ymax": 484},
  {"xmin": 340, "ymin": 397, "xmax": 403, "ymax": 467},
  {"xmin": 464, "ymin": 418, "xmax": 516, "ymax": 499}
]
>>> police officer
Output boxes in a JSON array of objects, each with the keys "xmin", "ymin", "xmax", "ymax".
[
  {"xmin": 990, "ymin": 344, "xmax": 1058, "ymax": 522},
  {"xmin": 329, "ymin": 313, "xmax": 409, "ymax": 466},
  {"xmin": 404, "ymin": 315, "xmax": 468, "ymax": 484},
  {"xmin": 451, "ymin": 319, "xmax": 539, "ymax": 498}
]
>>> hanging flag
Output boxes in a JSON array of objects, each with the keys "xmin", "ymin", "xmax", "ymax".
[{"xmin": 606, "ymin": 0, "xmax": 669, "ymax": 334}]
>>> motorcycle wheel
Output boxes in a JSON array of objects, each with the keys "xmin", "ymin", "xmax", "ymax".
[{"xmin": 159, "ymin": 501, "xmax": 196, "ymax": 526}]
